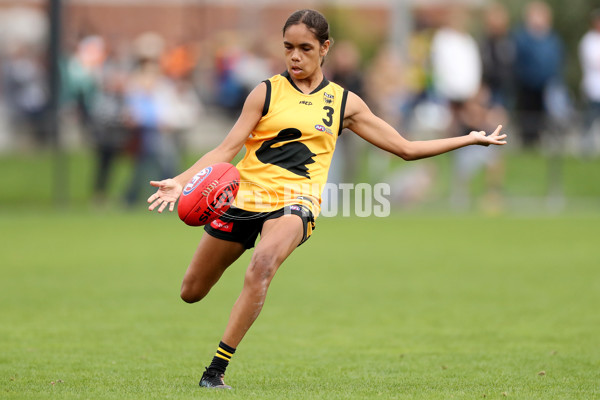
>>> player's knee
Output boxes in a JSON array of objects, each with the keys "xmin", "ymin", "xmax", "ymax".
[
  {"xmin": 180, "ymin": 283, "xmax": 207, "ymax": 304},
  {"xmin": 180, "ymin": 289, "xmax": 199, "ymax": 303},
  {"xmin": 246, "ymin": 251, "xmax": 278, "ymax": 288}
]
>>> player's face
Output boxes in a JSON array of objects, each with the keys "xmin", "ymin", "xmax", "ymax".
[{"xmin": 283, "ymin": 23, "xmax": 330, "ymax": 80}]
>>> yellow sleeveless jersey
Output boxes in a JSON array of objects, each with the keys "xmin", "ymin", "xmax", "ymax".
[{"xmin": 234, "ymin": 72, "xmax": 348, "ymax": 215}]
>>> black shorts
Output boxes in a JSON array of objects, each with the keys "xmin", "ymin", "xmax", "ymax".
[{"xmin": 204, "ymin": 204, "xmax": 315, "ymax": 249}]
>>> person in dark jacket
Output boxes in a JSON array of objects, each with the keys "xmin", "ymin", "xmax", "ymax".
[{"xmin": 513, "ymin": 1, "xmax": 564, "ymax": 148}]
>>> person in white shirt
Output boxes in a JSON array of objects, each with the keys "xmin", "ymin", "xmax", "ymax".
[
  {"xmin": 579, "ymin": 9, "xmax": 600, "ymax": 156},
  {"xmin": 430, "ymin": 7, "xmax": 482, "ymax": 107}
]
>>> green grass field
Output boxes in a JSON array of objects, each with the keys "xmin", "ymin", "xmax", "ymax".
[
  {"xmin": 1, "ymin": 150, "xmax": 600, "ymax": 398},
  {"xmin": 1, "ymin": 209, "xmax": 599, "ymax": 399}
]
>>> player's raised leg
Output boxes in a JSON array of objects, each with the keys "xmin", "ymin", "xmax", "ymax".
[
  {"xmin": 180, "ymin": 233, "xmax": 246, "ymax": 304},
  {"xmin": 200, "ymin": 214, "xmax": 304, "ymax": 389}
]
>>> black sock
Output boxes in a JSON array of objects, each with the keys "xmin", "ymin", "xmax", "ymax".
[{"xmin": 208, "ymin": 341, "xmax": 236, "ymax": 374}]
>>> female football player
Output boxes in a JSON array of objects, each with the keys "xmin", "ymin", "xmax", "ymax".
[{"xmin": 147, "ymin": 9, "xmax": 507, "ymax": 389}]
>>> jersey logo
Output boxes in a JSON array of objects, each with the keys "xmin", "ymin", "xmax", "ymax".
[
  {"xmin": 210, "ymin": 218, "xmax": 234, "ymax": 232},
  {"xmin": 315, "ymin": 124, "xmax": 333, "ymax": 135},
  {"xmin": 323, "ymin": 92, "xmax": 334, "ymax": 105},
  {"xmin": 256, "ymin": 128, "xmax": 316, "ymax": 178}
]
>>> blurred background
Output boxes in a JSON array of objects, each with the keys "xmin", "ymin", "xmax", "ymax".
[{"xmin": 0, "ymin": 0, "xmax": 599, "ymax": 214}]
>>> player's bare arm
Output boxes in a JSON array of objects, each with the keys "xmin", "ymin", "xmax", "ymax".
[
  {"xmin": 147, "ymin": 82, "xmax": 266, "ymax": 213},
  {"xmin": 343, "ymin": 91, "xmax": 507, "ymax": 160}
]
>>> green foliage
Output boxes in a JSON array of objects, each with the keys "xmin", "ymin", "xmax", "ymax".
[{"xmin": 1, "ymin": 210, "xmax": 599, "ymax": 399}]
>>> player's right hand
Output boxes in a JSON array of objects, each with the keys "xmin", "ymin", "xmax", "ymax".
[{"xmin": 147, "ymin": 179, "xmax": 183, "ymax": 213}]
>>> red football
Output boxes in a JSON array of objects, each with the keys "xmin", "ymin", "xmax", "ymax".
[{"xmin": 177, "ymin": 163, "xmax": 240, "ymax": 226}]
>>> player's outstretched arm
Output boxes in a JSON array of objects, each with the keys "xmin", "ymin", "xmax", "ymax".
[
  {"xmin": 343, "ymin": 92, "xmax": 507, "ymax": 160},
  {"xmin": 147, "ymin": 82, "xmax": 266, "ymax": 213}
]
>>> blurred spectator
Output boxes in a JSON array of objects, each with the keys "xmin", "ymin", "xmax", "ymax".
[
  {"xmin": 234, "ymin": 40, "xmax": 276, "ymax": 96},
  {"xmin": 2, "ymin": 41, "xmax": 49, "ymax": 148},
  {"xmin": 401, "ymin": 10, "xmax": 438, "ymax": 134},
  {"xmin": 64, "ymin": 35, "xmax": 106, "ymax": 132},
  {"xmin": 123, "ymin": 32, "xmax": 201, "ymax": 206},
  {"xmin": 161, "ymin": 41, "xmax": 197, "ymax": 82},
  {"xmin": 212, "ymin": 32, "xmax": 248, "ymax": 116},
  {"xmin": 513, "ymin": 1, "xmax": 565, "ymax": 149},
  {"xmin": 431, "ymin": 6, "xmax": 506, "ymax": 211},
  {"xmin": 123, "ymin": 32, "xmax": 174, "ymax": 206},
  {"xmin": 578, "ymin": 8, "xmax": 600, "ymax": 157},
  {"xmin": 160, "ymin": 39, "xmax": 204, "ymax": 133},
  {"xmin": 480, "ymin": 2, "xmax": 515, "ymax": 108},
  {"xmin": 160, "ymin": 39, "xmax": 204, "ymax": 157},
  {"xmin": 430, "ymin": 5, "xmax": 482, "ymax": 121},
  {"xmin": 88, "ymin": 55, "xmax": 130, "ymax": 205}
]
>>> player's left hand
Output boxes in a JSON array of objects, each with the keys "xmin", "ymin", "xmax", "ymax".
[{"xmin": 470, "ymin": 125, "xmax": 507, "ymax": 147}]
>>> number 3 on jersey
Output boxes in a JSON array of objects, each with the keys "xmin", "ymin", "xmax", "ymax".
[{"xmin": 322, "ymin": 106, "xmax": 334, "ymax": 127}]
